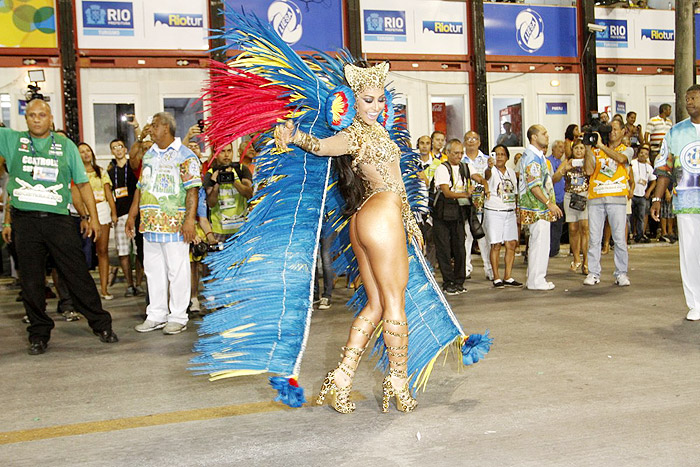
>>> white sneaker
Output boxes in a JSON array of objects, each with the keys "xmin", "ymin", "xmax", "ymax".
[
  {"xmin": 134, "ymin": 319, "xmax": 166, "ymax": 333},
  {"xmin": 485, "ymin": 270, "xmax": 494, "ymax": 281},
  {"xmin": 686, "ymin": 309, "xmax": 700, "ymax": 321},
  {"xmin": 583, "ymin": 274, "xmax": 600, "ymax": 286},
  {"xmin": 190, "ymin": 297, "xmax": 201, "ymax": 313},
  {"xmin": 318, "ymin": 297, "xmax": 331, "ymax": 310},
  {"xmin": 163, "ymin": 322, "xmax": 187, "ymax": 335},
  {"xmin": 615, "ymin": 274, "xmax": 631, "ymax": 287}
]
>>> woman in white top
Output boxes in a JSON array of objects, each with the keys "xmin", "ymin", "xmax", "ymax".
[{"xmin": 484, "ymin": 145, "xmax": 521, "ymax": 288}]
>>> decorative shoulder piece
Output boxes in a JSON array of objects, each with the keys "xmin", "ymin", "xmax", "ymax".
[
  {"xmin": 344, "ymin": 61, "xmax": 389, "ymax": 94},
  {"xmin": 325, "ymin": 85, "xmax": 356, "ymax": 131}
]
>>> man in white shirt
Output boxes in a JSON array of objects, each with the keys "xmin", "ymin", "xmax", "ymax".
[
  {"xmin": 630, "ymin": 144, "xmax": 656, "ymax": 243},
  {"xmin": 462, "ymin": 131, "xmax": 493, "ymax": 280}
]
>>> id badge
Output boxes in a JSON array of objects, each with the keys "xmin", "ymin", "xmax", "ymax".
[
  {"xmin": 503, "ymin": 193, "xmax": 516, "ymax": 204},
  {"xmin": 115, "ymin": 186, "xmax": 129, "ymax": 199},
  {"xmin": 33, "ymin": 166, "xmax": 58, "ymax": 182}
]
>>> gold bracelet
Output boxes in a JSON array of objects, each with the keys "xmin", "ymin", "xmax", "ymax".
[{"xmin": 294, "ymin": 130, "xmax": 321, "ymax": 153}]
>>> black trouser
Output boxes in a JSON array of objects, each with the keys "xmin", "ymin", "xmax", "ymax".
[
  {"xmin": 433, "ymin": 216, "xmax": 467, "ymax": 288},
  {"xmin": 12, "ymin": 209, "xmax": 112, "ymax": 344},
  {"xmin": 549, "ymin": 201, "xmax": 565, "ymax": 257}
]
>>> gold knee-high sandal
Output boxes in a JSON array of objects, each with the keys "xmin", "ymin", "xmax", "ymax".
[
  {"xmin": 381, "ymin": 319, "xmax": 417, "ymax": 413},
  {"xmin": 317, "ymin": 315, "xmax": 377, "ymax": 413}
]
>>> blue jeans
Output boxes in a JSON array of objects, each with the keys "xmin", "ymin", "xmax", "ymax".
[
  {"xmin": 314, "ymin": 232, "xmax": 336, "ymax": 300},
  {"xmin": 631, "ymin": 196, "xmax": 649, "ymax": 239},
  {"xmin": 587, "ymin": 201, "xmax": 628, "ymax": 278}
]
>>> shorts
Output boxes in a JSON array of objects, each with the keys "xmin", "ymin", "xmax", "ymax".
[
  {"xmin": 484, "ymin": 208, "xmax": 518, "ymax": 244},
  {"xmin": 661, "ymin": 199, "xmax": 675, "ymax": 219},
  {"xmin": 563, "ymin": 192, "xmax": 588, "ymax": 222},
  {"xmin": 114, "ymin": 214, "xmax": 134, "ymax": 256},
  {"xmin": 96, "ymin": 201, "xmax": 112, "ymax": 226}
]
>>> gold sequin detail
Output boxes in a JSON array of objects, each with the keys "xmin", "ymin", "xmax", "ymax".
[
  {"xmin": 344, "ymin": 62, "xmax": 389, "ymax": 94},
  {"xmin": 341, "ymin": 118, "xmax": 422, "ymax": 243}
]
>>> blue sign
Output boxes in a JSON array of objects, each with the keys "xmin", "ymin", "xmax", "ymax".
[
  {"xmin": 545, "ymin": 102, "xmax": 567, "ymax": 115},
  {"xmin": 83, "ymin": 1, "xmax": 134, "ymax": 36},
  {"xmin": 422, "ymin": 20, "xmax": 463, "ymax": 35},
  {"xmin": 595, "ymin": 19, "xmax": 628, "ymax": 48},
  {"xmin": 224, "ymin": 0, "xmax": 344, "ymax": 51},
  {"xmin": 484, "ymin": 4, "xmax": 577, "ymax": 57},
  {"xmin": 615, "ymin": 101, "xmax": 626, "ymax": 115},
  {"xmin": 641, "ymin": 28, "xmax": 674, "ymax": 41},
  {"xmin": 364, "ymin": 10, "xmax": 406, "ymax": 42},
  {"xmin": 154, "ymin": 13, "xmax": 204, "ymax": 28}
]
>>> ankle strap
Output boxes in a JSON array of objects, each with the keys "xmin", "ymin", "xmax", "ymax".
[{"xmin": 389, "ymin": 368, "xmax": 408, "ymax": 379}]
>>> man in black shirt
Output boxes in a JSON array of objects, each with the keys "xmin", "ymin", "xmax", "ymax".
[{"xmin": 107, "ymin": 138, "xmax": 143, "ymax": 296}]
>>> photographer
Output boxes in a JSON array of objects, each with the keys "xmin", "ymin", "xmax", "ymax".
[
  {"xmin": 204, "ymin": 142, "xmax": 253, "ymax": 243},
  {"xmin": 583, "ymin": 119, "xmax": 634, "ymax": 287}
]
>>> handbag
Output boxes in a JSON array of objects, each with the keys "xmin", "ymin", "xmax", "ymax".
[
  {"xmin": 568, "ymin": 193, "xmax": 587, "ymax": 212},
  {"xmin": 468, "ymin": 206, "xmax": 485, "ymax": 239}
]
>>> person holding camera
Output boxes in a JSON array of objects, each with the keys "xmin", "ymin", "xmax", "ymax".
[
  {"xmin": 518, "ymin": 124, "xmax": 562, "ymax": 290},
  {"xmin": 203, "ymin": 142, "xmax": 253, "ymax": 243},
  {"xmin": 554, "ymin": 139, "xmax": 593, "ymax": 274},
  {"xmin": 583, "ymin": 119, "xmax": 634, "ymax": 286},
  {"xmin": 433, "ymin": 139, "xmax": 473, "ymax": 295},
  {"xmin": 484, "ymin": 144, "xmax": 521, "ymax": 288}
]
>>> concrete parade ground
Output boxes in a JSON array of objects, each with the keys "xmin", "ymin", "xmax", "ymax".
[{"xmin": 0, "ymin": 243, "xmax": 698, "ymax": 467}]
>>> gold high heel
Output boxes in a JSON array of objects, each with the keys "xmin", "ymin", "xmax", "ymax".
[
  {"xmin": 381, "ymin": 369, "xmax": 417, "ymax": 413},
  {"xmin": 381, "ymin": 319, "xmax": 416, "ymax": 413},
  {"xmin": 570, "ymin": 260, "xmax": 582, "ymax": 272},
  {"xmin": 316, "ymin": 345, "xmax": 365, "ymax": 414}
]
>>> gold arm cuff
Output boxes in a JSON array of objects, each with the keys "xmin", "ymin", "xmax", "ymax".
[{"xmin": 294, "ymin": 130, "xmax": 321, "ymax": 153}]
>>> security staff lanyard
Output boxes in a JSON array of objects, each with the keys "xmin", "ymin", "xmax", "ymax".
[{"xmin": 113, "ymin": 162, "xmax": 130, "ymax": 199}]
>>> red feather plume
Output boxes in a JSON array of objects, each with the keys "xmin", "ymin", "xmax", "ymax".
[{"xmin": 200, "ymin": 60, "xmax": 292, "ymax": 159}]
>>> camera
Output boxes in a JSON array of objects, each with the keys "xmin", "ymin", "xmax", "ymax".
[
  {"xmin": 217, "ymin": 164, "xmax": 240, "ymax": 184},
  {"xmin": 190, "ymin": 241, "xmax": 225, "ymax": 259},
  {"xmin": 25, "ymin": 84, "xmax": 45, "ymax": 102},
  {"xmin": 581, "ymin": 112, "xmax": 611, "ymax": 147},
  {"xmin": 198, "ymin": 119, "xmax": 205, "ymax": 132},
  {"xmin": 25, "ymin": 69, "xmax": 48, "ymax": 102}
]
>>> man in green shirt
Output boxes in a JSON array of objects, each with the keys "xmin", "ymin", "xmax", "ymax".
[{"xmin": 0, "ymin": 99, "xmax": 118, "ymax": 355}]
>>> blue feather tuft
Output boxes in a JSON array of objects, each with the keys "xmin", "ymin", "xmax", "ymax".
[
  {"xmin": 462, "ymin": 331, "xmax": 493, "ymax": 366},
  {"xmin": 269, "ymin": 376, "xmax": 306, "ymax": 408}
]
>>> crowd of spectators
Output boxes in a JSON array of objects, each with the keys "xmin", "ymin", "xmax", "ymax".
[
  {"xmin": 0, "ymin": 97, "xmax": 679, "ymax": 353},
  {"xmin": 417, "ymin": 103, "xmax": 675, "ymax": 293}
]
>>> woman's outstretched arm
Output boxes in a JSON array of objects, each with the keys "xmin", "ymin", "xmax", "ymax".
[{"xmin": 274, "ymin": 120, "xmax": 350, "ymax": 156}]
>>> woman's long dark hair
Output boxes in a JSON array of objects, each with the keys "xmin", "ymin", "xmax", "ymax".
[
  {"xmin": 334, "ymin": 155, "xmax": 365, "ymax": 216},
  {"xmin": 78, "ymin": 142, "xmax": 101, "ymax": 177},
  {"xmin": 565, "ymin": 124, "xmax": 578, "ymax": 141},
  {"xmin": 334, "ymin": 59, "xmax": 374, "ymax": 216}
]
